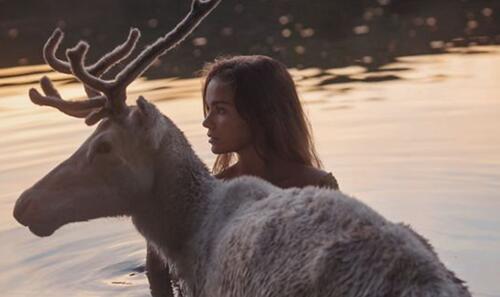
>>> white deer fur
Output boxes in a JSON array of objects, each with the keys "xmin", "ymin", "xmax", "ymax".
[{"xmin": 15, "ymin": 98, "xmax": 471, "ymax": 297}]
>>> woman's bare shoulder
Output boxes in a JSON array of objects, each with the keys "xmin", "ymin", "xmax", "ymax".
[
  {"xmin": 316, "ymin": 171, "xmax": 339, "ymax": 190},
  {"xmin": 215, "ymin": 162, "xmax": 339, "ymax": 190},
  {"xmin": 302, "ymin": 167, "xmax": 338, "ymax": 188},
  {"xmin": 279, "ymin": 165, "xmax": 339, "ymax": 190}
]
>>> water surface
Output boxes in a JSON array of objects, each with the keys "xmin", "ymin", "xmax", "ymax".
[{"xmin": 1, "ymin": 47, "xmax": 499, "ymax": 296}]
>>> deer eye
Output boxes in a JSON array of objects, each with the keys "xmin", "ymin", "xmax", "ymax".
[{"xmin": 95, "ymin": 141, "xmax": 112, "ymax": 154}]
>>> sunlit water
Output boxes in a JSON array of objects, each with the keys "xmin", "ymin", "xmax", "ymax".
[{"xmin": 1, "ymin": 47, "xmax": 499, "ymax": 297}]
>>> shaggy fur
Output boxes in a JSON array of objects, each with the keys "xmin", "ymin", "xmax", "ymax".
[
  {"xmin": 14, "ymin": 98, "xmax": 471, "ymax": 297},
  {"xmin": 127, "ymin": 102, "xmax": 471, "ymax": 297}
]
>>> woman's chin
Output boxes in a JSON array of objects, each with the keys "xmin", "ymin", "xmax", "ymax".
[{"xmin": 210, "ymin": 145, "xmax": 224, "ymax": 154}]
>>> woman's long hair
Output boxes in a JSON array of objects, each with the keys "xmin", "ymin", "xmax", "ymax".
[{"xmin": 201, "ymin": 55, "xmax": 323, "ymax": 175}]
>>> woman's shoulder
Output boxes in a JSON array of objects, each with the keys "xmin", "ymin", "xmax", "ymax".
[
  {"xmin": 214, "ymin": 163, "xmax": 339, "ymax": 190},
  {"xmin": 279, "ymin": 165, "xmax": 339, "ymax": 190},
  {"xmin": 316, "ymin": 171, "xmax": 339, "ymax": 190},
  {"xmin": 300, "ymin": 167, "xmax": 339, "ymax": 190}
]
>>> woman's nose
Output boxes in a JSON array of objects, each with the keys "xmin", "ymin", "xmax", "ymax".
[{"xmin": 202, "ymin": 113, "xmax": 213, "ymax": 129}]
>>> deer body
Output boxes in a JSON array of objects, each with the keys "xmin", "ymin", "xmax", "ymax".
[
  {"xmin": 133, "ymin": 103, "xmax": 475, "ymax": 297},
  {"xmin": 14, "ymin": 99, "xmax": 471, "ymax": 296},
  {"xmin": 41, "ymin": 102, "xmax": 463, "ymax": 297},
  {"xmin": 12, "ymin": 1, "xmax": 471, "ymax": 296}
]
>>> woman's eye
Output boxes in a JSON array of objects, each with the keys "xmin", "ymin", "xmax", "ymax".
[
  {"xmin": 95, "ymin": 141, "xmax": 112, "ymax": 154},
  {"xmin": 216, "ymin": 107, "xmax": 226, "ymax": 114}
]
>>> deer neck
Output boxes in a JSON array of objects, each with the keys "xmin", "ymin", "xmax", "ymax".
[{"xmin": 131, "ymin": 128, "xmax": 216, "ymax": 261}]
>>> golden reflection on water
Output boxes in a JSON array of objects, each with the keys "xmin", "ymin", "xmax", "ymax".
[
  {"xmin": 0, "ymin": 64, "xmax": 51, "ymax": 78},
  {"xmin": 0, "ymin": 47, "xmax": 499, "ymax": 296}
]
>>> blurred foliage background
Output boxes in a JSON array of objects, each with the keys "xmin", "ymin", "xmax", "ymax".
[{"xmin": 0, "ymin": 0, "xmax": 499, "ymax": 77}]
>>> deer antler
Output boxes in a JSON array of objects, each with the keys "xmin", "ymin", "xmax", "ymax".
[
  {"xmin": 30, "ymin": 0, "xmax": 222, "ymax": 125},
  {"xmin": 44, "ymin": 28, "xmax": 140, "ymax": 78},
  {"xmin": 29, "ymin": 76, "xmax": 108, "ymax": 125},
  {"xmin": 44, "ymin": 28, "xmax": 140, "ymax": 97}
]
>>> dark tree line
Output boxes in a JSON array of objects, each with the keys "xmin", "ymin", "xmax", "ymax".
[{"xmin": 1, "ymin": 0, "xmax": 499, "ymax": 77}]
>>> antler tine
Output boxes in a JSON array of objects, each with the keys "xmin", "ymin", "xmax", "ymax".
[
  {"xmin": 83, "ymin": 28, "xmax": 141, "ymax": 98},
  {"xmin": 85, "ymin": 108, "xmax": 111, "ymax": 125},
  {"xmin": 43, "ymin": 29, "xmax": 72, "ymax": 74},
  {"xmin": 44, "ymin": 28, "xmax": 141, "ymax": 100},
  {"xmin": 29, "ymin": 76, "xmax": 106, "ymax": 119},
  {"xmin": 88, "ymin": 28, "xmax": 141, "ymax": 76},
  {"xmin": 114, "ymin": 0, "xmax": 222, "ymax": 88},
  {"xmin": 44, "ymin": 28, "xmax": 141, "ymax": 78},
  {"xmin": 66, "ymin": 42, "xmax": 112, "ymax": 93}
]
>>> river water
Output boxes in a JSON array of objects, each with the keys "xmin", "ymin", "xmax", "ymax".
[{"xmin": 1, "ymin": 47, "xmax": 499, "ymax": 296}]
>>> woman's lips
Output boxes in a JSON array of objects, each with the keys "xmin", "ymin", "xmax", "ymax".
[{"xmin": 208, "ymin": 136, "xmax": 218, "ymax": 144}]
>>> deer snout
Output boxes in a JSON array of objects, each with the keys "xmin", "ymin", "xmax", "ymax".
[
  {"xmin": 13, "ymin": 189, "xmax": 60, "ymax": 237},
  {"xmin": 13, "ymin": 189, "xmax": 37, "ymax": 226}
]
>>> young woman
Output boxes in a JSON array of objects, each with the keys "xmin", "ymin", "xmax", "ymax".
[
  {"xmin": 147, "ymin": 55, "xmax": 339, "ymax": 297},
  {"xmin": 202, "ymin": 55, "xmax": 338, "ymax": 188}
]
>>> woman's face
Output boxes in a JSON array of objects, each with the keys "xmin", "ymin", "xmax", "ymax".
[{"xmin": 202, "ymin": 78, "xmax": 252, "ymax": 154}]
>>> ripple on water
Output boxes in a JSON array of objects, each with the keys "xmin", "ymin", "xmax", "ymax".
[{"xmin": 1, "ymin": 47, "xmax": 500, "ymax": 296}]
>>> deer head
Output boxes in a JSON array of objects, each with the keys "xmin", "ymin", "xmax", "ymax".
[{"xmin": 13, "ymin": 0, "xmax": 221, "ymax": 237}]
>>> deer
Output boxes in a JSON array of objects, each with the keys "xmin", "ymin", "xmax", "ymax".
[{"xmin": 13, "ymin": 0, "xmax": 472, "ymax": 296}]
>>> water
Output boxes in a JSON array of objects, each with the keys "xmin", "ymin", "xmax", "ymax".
[{"xmin": 1, "ymin": 47, "xmax": 499, "ymax": 296}]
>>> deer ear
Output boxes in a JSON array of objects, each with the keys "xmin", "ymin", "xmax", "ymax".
[
  {"xmin": 133, "ymin": 96, "xmax": 166, "ymax": 149},
  {"xmin": 136, "ymin": 96, "xmax": 150, "ymax": 116},
  {"xmin": 134, "ymin": 96, "xmax": 160, "ymax": 126},
  {"xmin": 130, "ymin": 96, "xmax": 150, "ymax": 127}
]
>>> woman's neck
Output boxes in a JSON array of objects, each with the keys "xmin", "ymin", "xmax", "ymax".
[
  {"xmin": 234, "ymin": 147, "xmax": 267, "ymax": 177},
  {"xmin": 233, "ymin": 146, "xmax": 298, "ymax": 185}
]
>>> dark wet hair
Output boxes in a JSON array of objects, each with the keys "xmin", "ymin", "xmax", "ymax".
[{"xmin": 201, "ymin": 55, "xmax": 322, "ymax": 175}]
